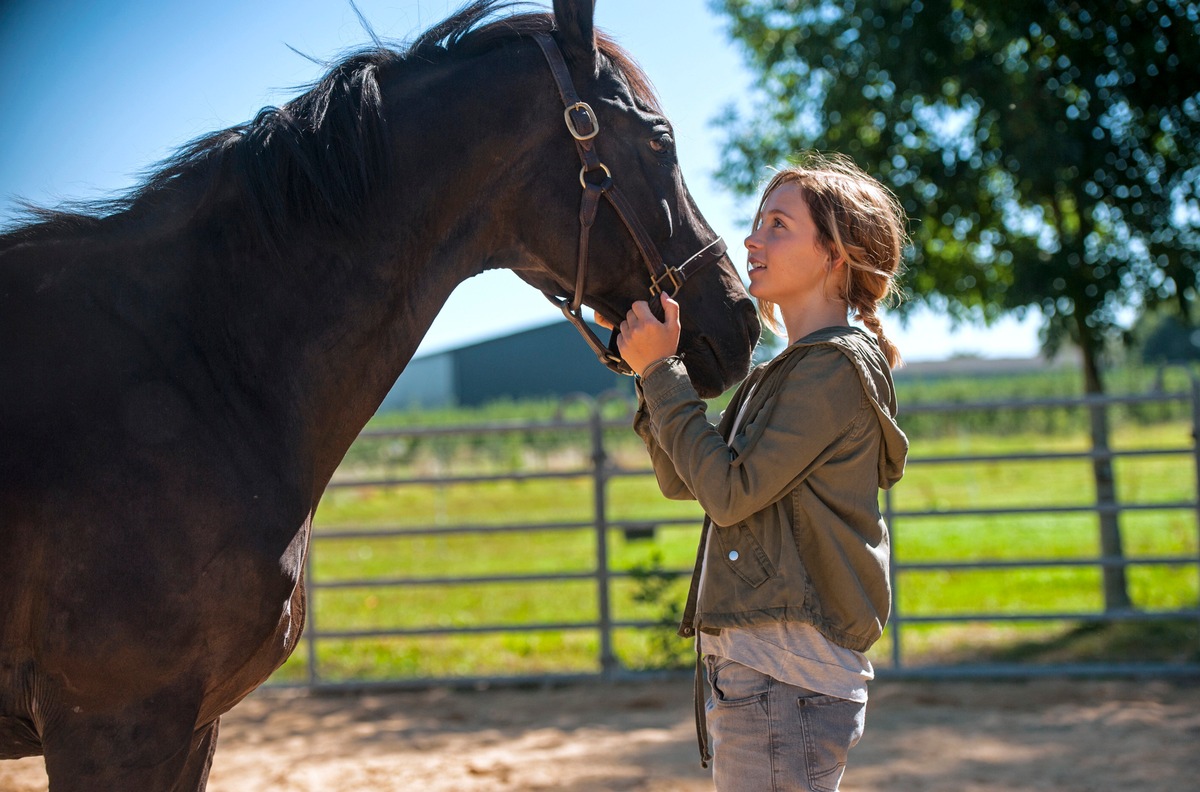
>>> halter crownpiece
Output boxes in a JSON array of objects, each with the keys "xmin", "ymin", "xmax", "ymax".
[{"xmin": 532, "ymin": 33, "xmax": 728, "ymax": 376}]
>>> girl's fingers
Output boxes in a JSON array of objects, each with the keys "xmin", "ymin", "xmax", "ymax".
[
  {"xmin": 630, "ymin": 300, "xmax": 657, "ymax": 324},
  {"xmin": 661, "ymin": 293, "xmax": 680, "ymax": 326}
]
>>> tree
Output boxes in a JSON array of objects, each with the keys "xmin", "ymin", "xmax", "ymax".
[
  {"xmin": 1138, "ymin": 312, "xmax": 1200, "ymax": 364},
  {"xmin": 711, "ymin": 0, "xmax": 1200, "ymax": 611}
]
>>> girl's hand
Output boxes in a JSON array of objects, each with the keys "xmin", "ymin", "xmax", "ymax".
[{"xmin": 597, "ymin": 293, "xmax": 681, "ymax": 376}]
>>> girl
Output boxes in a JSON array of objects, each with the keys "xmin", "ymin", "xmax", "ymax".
[{"xmin": 601, "ymin": 153, "xmax": 909, "ymax": 791}]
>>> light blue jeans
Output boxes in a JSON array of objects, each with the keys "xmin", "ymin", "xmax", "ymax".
[{"xmin": 705, "ymin": 656, "xmax": 866, "ymax": 792}]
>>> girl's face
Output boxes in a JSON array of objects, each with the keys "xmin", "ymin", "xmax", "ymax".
[{"xmin": 744, "ymin": 183, "xmax": 837, "ymax": 309}]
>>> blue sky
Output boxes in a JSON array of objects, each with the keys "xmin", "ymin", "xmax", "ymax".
[{"xmin": 0, "ymin": 0, "xmax": 1042, "ymax": 361}]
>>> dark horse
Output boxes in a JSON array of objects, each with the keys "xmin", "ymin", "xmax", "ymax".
[{"xmin": 0, "ymin": 0, "xmax": 758, "ymax": 789}]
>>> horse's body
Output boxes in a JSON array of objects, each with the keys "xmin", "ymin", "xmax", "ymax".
[{"xmin": 0, "ymin": 1, "xmax": 757, "ymax": 789}]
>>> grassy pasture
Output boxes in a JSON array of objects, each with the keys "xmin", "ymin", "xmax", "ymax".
[{"xmin": 271, "ymin": 368, "xmax": 1200, "ymax": 684}]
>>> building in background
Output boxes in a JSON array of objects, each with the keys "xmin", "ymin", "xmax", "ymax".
[
  {"xmin": 382, "ymin": 319, "xmax": 1068, "ymax": 411},
  {"xmin": 381, "ymin": 320, "xmax": 627, "ymax": 410}
]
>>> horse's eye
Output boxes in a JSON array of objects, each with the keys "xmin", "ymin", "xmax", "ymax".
[{"xmin": 649, "ymin": 132, "xmax": 674, "ymax": 154}]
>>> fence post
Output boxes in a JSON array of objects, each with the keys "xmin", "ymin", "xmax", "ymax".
[
  {"xmin": 590, "ymin": 399, "xmax": 616, "ymax": 678},
  {"xmin": 1192, "ymin": 377, "xmax": 1200, "ymax": 651},
  {"xmin": 305, "ymin": 541, "xmax": 319, "ymax": 686},
  {"xmin": 884, "ymin": 486, "xmax": 902, "ymax": 671}
]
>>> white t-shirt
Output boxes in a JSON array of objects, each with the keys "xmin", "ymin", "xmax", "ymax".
[{"xmin": 700, "ymin": 622, "xmax": 873, "ymax": 703}]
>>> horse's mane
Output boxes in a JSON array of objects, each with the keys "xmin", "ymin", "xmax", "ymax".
[{"xmin": 0, "ymin": 0, "xmax": 661, "ymax": 250}]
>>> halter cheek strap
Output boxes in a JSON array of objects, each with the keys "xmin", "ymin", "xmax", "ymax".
[{"xmin": 533, "ymin": 33, "xmax": 728, "ymax": 375}]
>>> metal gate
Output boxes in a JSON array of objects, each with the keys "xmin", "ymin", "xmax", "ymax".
[{"xmin": 289, "ymin": 384, "xmax": 1200, "ymax": 688}]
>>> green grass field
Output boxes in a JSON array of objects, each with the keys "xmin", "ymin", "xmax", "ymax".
[{"xmin": 271, "ymin": 371, "xmax": 1200, "ymax": 684}]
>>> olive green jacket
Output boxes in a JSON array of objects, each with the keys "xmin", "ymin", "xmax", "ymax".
[{"xmin": 634, "ymin": 326, "xmax": 908, "ymax": 653}]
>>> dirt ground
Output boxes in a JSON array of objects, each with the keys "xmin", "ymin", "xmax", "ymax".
[{"xmin": 3, "ymin": 676, "xmax": 1198, "ymax": 791}]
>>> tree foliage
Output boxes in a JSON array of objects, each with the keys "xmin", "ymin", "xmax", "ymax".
[
  {"xmin": 712, "ymin": 0, "xmax": 1200, "ymax": 391},
  {"xmin": 1138, "ymin": 312, "xmax": 1200, "ymax": 363}
]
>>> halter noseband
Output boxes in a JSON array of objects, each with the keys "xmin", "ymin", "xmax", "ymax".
[{"xmin": 533, "ymin": 33, "xmax": 728, "ymax": 376}]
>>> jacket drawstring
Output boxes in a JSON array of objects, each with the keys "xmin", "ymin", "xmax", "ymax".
[
  {"xmin": 694, "ymin": 647, "xmax": 711, "ymax": 768},
  {"xmin": 679, "ymin": 519, "xmax": 714, "ymax": 768}
]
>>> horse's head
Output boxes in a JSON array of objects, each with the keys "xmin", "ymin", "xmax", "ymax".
[{"xmin": 504, "ymin": 0, "xmax": 759, "ymax": 398}]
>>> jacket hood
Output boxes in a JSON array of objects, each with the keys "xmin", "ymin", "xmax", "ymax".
[{"xmin": 781, "ymin": 326, "xmax": 908, "ymax": 488}]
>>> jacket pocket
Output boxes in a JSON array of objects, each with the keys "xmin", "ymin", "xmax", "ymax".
[{"xmin": 713, "ymin": 522, "xmax": 777, "ymax": 587}]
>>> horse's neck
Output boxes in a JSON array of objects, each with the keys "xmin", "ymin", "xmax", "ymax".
[
  {"xmin": 281, "ymin": 61, "xmax": 553, "ymax": 491},
  {"xmin": 202, "ymin": 184, "xmax": 503, "ymax": 496},
  {"xmin": 223, "ymin": 226, "xmax": 479, "ymax": 495},
  {"xmin": 177, "ymin": 47, "xmax": 550, "ymax": 497}
]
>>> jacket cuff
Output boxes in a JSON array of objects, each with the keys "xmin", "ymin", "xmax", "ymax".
[
  {"xmin": 638, "ymin": 355, "xmax": 692, "ymax": 411},
  {"xmin": 637, "ymin": 356, "xmax": 674, "ymax": 381}
]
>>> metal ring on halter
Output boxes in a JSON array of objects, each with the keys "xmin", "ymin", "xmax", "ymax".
[
  {"xmin": 563, "ymin": 101, "xmax": 599, "ymax": 140},
  {"xmin": 579, "ymin": 162, "xmax": 612, "ymax": 189}
]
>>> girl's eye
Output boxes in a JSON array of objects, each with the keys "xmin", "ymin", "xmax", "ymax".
[{"xmin": 649, "ymin": 132, "xmax": 674, "ymax": 154}]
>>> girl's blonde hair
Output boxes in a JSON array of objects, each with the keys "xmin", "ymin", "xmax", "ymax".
[{"xmin": 752, "ymin": 152, "xmax": 908, "ymax": 368}]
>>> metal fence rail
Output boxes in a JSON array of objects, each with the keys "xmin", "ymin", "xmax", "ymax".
[
  {"xmin": 292, "ymin": 385, "xmax": 1200, "ymax": 688},
  {"xmin": 882, "ymin": 384, "xmax": 1200, "ymax": 678}
]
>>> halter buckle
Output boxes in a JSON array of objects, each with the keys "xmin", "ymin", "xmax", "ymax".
[
  {"xmin": 564, "ymin": 102, "xmax": 599, "ymax": 141},
  {"xmin": 648, "ymin": 266, "xmax": 683, "ymax": 298}
]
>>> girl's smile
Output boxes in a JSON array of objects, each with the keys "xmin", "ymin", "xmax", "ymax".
[
  {"xmin": 744, "ymin": 181, "xmax": 848, "ymax": 343},
  {"xmin": 743, "ymin": 182, "xmax": 832, "ymax": 305}
]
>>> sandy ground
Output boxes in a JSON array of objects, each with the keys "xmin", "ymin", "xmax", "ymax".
[{"xmin": 3, "ymin": 676, "xmax": 1198, "ymax": 791}]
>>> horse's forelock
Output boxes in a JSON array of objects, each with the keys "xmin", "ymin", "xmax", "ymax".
[
  {"xmin": 594, "ymin": 32, "xmax": 663, "ymax": 116},
  {"xmin": 406, "ymin": 1, "xmax": 661, "ymax": 114}
]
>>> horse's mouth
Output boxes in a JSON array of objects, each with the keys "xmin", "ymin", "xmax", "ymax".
[
  {"xmin": 678, "ymin": 332, "xmax": 726, "ymax": 398},
  {"xmin": 681, "ymin": 305, "xmax": 759, "ymax": 397}
]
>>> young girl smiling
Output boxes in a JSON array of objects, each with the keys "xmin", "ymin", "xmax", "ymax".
[{"xmin": 603, "ymin": 152, "xmax": 909, "ymax": 791}]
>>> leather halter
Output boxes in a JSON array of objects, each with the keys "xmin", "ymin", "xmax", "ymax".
[{"xmin": 533, "ymin": 33, "xmax": 728, "ymax": 376}]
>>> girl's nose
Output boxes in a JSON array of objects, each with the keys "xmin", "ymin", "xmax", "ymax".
[{"xmin": 744, "ymin": 233, "xmax": 761, "ymax": 251}]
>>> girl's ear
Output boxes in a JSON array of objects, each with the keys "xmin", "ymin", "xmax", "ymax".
[
  {"xmin": 825, "ymin": 254, "xmax": 850, "ymax": 303},
  {"xmin": 552, "ymin": 0, "xmax": 597, "ymax": 74}
]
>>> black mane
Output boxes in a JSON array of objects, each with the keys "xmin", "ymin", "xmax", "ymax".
[{"xmin": 0, "ymin": 0, "xmax": 660, "ymax": 250}]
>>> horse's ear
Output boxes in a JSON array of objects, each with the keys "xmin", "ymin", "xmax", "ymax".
[{"xmin": 553, "ymin": 0, "xmax": 597, "ymax": 72}]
